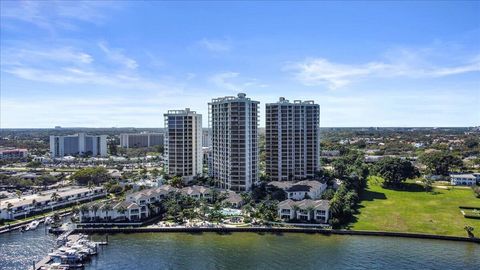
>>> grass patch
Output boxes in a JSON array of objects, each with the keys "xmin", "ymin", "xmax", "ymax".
[{"xmin": 351, "ymin": 176, "xmax": 480, "ymax": 237}]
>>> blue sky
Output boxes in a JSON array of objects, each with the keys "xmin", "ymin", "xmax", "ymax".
[{"xmin": 1, "ymin": 1, "xmax": 479, "ymax": 128}]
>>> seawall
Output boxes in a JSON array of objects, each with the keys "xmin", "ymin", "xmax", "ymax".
[{"xmin": 73, "ymin": 227, "xmax": 480, "ymax": 243}]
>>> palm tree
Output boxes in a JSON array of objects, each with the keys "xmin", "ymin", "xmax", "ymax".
[
  {"xmin": 199, "ymin": 202, "xmax": 209, "ymax": 221},
  {"xmin": 15, "ymin": 190, "xmax": 22, "ymax": 201},
  {"xmin": 87, "ymin": 181, "xmax": 95, "ymax": 202},
  {"xmin": 50, "ymin": 192, "xmax": 60, "ymax": 212},
  {"xmin": 102, "ymin": 204, "xmax": 113, "ymax": 220},
  {"xmin": 80, "ymin": 204, "xmax": 90, "ymax": 222},
  {"xmin": 117, "ymin": 205, "xmax": 127, "ymax": 220},
  {"xmin": 464, "ymin": 225, "xmax": 474, "ymax": 237},
  {"xmin": 91, "ymin": 204, "xmax": 100, "ymax": 221},
  {"xmin": 31, "ymin": 199, "xmax": 37, "ymax": 214},
  {"xmin": 6, "ymin": 202, "xmax": 13, "ymax": 220},
  {"xmin": 240, "ymin": 192, "xmax": 252, "ymax": 205}
]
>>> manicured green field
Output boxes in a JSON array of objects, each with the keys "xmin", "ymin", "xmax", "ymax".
[{"xmin": 351, "ymin": 176, "xmax": 480, "ymax": 237}]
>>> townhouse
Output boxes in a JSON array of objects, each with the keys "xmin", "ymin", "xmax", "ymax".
[
  {"xmin": 278, "ymin": 199, "xmax": 330, "ymax": 223},
  {"xmin": 0, "ymin": 186, "xmax": 105, "ymax": 220}
]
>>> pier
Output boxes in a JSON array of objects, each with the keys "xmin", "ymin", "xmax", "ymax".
[{"xmin": 32, "ymin": 233, "xmax": 106, "ymax": 270}]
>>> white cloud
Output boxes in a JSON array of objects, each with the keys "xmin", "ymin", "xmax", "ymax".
[
  {"xmin": 1, "ymin": 47, "xmax": 93, "ymax": 66},
  {"xmin": 210, "ymin": 72, "xmax": 240, "ymax": 90},
  {"xmin": 210, "ymin": 72, "xmax": 268, "ymax": 91},
  {"xmin": 5, "ymin": 66, "xmax": 176, "ymax": 93},
  {"xmin": 197, "ymin": 38, "xmax": 231, "ymax": 52},
  {"xmin": 0, "ymin": 1, "xmax": 117, "ymax": 31},
  {"xmin": 98, "ymin": 42, "xmax": 138, "ymax": 70},
  {"xmin": 289, "ymin": 51, "xmax": 480, "ymax": 89}
]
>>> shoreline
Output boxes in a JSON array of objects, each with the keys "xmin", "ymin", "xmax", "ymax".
[
  {"xmin": 0, "ymin": 211, "xmax": 72, "ymax": 234},
  {"xmin": 73, "ymin": 227, "xmax": 480, "ymax": 244}
]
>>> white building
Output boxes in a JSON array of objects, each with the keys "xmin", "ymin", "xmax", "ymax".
[
  {"xmin": 79, "ymin": 185, "xmax": 214, "ymax": 222},
  {"xmin": 50, "ymin": 133, "xmax": 107, "ymax": 157},
  {"xmin": 266, "ymin": 97, "xmax": 320, "ymax": 181},
  {"xmin": 278, "ymin": 199, "xmax": 330, "ymax": 223},
  {"xmin": 0, "ymin": 186, "xmax": 105, "ymax": 220},
  {"xmin": 119, "ymin": 132, "xmax": 164, "ymax": 148},
  {"xmin": 267, "ymin": 180, "xmax": 327, "ymax": 200},
  {"xmin": 80, "ymin": 200, "xmax": 144, "ymax": 222},
  {"xmin": 164, "ymin": 109, "xmax": 203, "ymax": 182},
  {"xmin": 450, "ymin": 173, "xmax": 480, "ymax": 186},
  {"xmin": 209, "ymin": 93, "xmax": 259, "ymax": 192}
]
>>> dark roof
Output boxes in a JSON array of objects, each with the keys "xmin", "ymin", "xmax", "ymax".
[{"xmin": 286, "ymin": 184, "xmax": 311, "ymax": 192}]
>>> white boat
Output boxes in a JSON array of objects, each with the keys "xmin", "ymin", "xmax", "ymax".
[
  {"xmin": 44, "ymin": 217, "xmax": 53, "ymax": 224},
  {"xmin": 26, "ymin": 220, "xmax": 40, "ymax": 230}
]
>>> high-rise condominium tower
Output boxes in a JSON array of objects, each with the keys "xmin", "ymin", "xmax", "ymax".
[
  {"xmin": 265, "ymin": 97, "xmax": 320, "ymax": 181},
  {"xmin": 209, "ymin": 93, "xmax": 259, "ymax": 192},
  {"xmin": 164, "ymin": 108, "xmax": 203, "ymax": 182}
]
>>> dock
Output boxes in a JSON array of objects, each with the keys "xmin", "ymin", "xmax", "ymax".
[{"xmin": 33, "ymin": 233, "xmax": 99, "ymax": 270}]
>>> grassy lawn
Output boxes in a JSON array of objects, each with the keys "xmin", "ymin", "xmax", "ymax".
[{"xmin": 351, "ymin": 176, "xmax": 480, "ymax": 237}]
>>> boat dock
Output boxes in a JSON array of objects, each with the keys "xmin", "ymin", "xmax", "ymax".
[
  {"xmin": 32, "ymin": 233, "xmax": 105, "ymax": 270},
  {"xmin": 32, "ymin": 233, "xmax": 79, "ymax": 270}
]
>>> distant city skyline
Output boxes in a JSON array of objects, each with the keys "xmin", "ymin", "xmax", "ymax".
[{"xmin": 1, "ymin": 1, "xmax": 479, "ymax": 128}]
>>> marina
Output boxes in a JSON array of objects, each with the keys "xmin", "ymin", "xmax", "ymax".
[
  {"xmin": 1, "ymin": 222, "xmax": 479, "ymax": 270},
  {"xmin": 34, "ymin": 233, "xmax": 107, "ymax": 270}
]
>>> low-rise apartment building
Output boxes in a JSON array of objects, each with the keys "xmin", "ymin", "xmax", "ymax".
[
  {"xmin": 0, "ymin": 148, "xmax": 28, "ymax": 160},
  {"xmin": 0, "ymin": 186, "xmax": 106, "ymax": 220},
  {"xmin": 278, "ymin": 199, "xmax": 330, "ymax": 223},
  {"xmin": 450, "ymin": 173, "xmax": 480, "ymax": 186},
  {"xmin": 78, "ymin": 184, "xmax": 244, "ymax": 222}
]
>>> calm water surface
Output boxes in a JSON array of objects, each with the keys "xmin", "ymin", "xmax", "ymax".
[
  {"xmin": 85, "ymin": 232, "xmax": 479, "ymax": 270},
  {"xmin": 1, "ymin": 230, "xmax": 479, "ymax": 270},
  {"xmin": 0, "ymin": 222, "xmax": 56, "ymax": 270}
]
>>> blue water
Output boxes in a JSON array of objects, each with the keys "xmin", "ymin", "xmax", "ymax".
[
  {"xmin": 1, "ymin": 230, "xmax": 479, "ymax": 270},
  {"xmin": 0, "ymin": 223, "xmax": 56, "ymax": 270},
  {"xmin": 85, "ymin": 232, "xmax": 479, "ymax": 270}
]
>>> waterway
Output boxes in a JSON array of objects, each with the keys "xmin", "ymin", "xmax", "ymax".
[
  {"xmin": 0, "ymin": 222, "xmax": 56, "ymax": 270},
  {"xmin": 1, "ymin": 230, "xmax": 479, "ymax": 270}
]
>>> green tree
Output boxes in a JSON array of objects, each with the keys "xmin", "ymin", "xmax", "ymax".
[
  {"xmin": 91, "ymin": 204, "xmax": 100, "ymax": 221},
  {"xmin": 15, "ymin": 190, "xmax": 22, "ymax": 199},
  {"xmin": 422, "ymin": 177, "xmax": 434, "ymax": 192},
  {"xmin": 117, "ymin": 205, "xmax": 127, "ymax": 220},
  {"xmin": 71, "ymin": 205, "xmax": 79, "ymax": 215},
  {"xmin": 257, "ymin": 200, "xmax": 279, "ymax": 222},
  {"xmin": 50, "ymin": 192, "xmax": 60, "ymax": 211},
  {"xmin": 108, "ymin": 141, "xmax": 118, "ymax": 155},
  {"xmin": 374, "ymin": 157, "xmax": 418, "ymax": 187},
  {"xmin": 151, "ymin": 168, "xmax": 160, "ymax": 178},
  {"xmin": 36, "ymin": 174, "xmax": 58, "ymax": 188},
  {"xmin": 71, "ymin": 167, "xmax": 110, "ymax": 185},
  {"xmin": 26, "ymin": 160, "xmax": 42, "ymax": 169},
  {"xmin": 6, "ymin": 202, "xmax": 13, "ymax": 219},
  {"xmin": 464, "ymin": 138, "xmax": 479, "ymax": 149},
  {"xmin": 102, "ymin": 204, "xmax": 113, "ymax": 220},
  {"xmin": 168, "ymin": 176, "xmax": 184, "ymax": 188},
  {"xmin": 80, "ymin": 204, "xmax": 90, "ymax": 221},
  {"xmin": 419, "ymin": 152, "xmax": 463, "ymax": 176},
  {"xmin": 464, "ymin": 225, "xmax": 474, "ymax": 237},
  {"xmin": 472, "ymin": 186, "xmax": 480, "ymax": 198}
]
